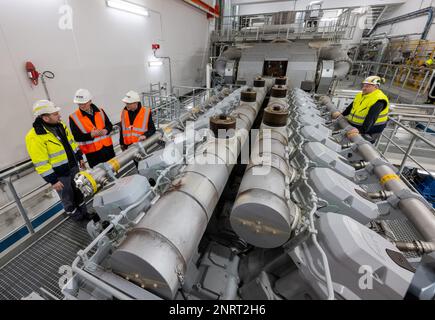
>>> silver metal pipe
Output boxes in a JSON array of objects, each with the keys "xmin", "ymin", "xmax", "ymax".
[
  {"xmin": 395, "ymin": 240, "xmax": 435, "ymax": 254},
  {"xmin": 110, "ymin": 81, "xmax": 269, "ymax": 299},
  {"xmin": 320, "ymin": 96, "xmax": 435, "ymax": 243},
  {"xmin": 231, "ymin": 103, "xmax": 299, "ymax": 248},
  {"xmin": 74, "ymin": 88, "xmax": 234, "ymax": 197}
]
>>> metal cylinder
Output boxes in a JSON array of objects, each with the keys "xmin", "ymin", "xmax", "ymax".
[
  {"xmin": 254, "ymin": 77, "xmax": 266, "ymax": 88},
  {"xmin": 231, "ymin": 100, "xmax": 299, "ymax": 249},
  {"xmin": 269, "ymin": 85, "xmax": 288, "ymax": 107},
  {"xmin": 275, "ymin": 76, "xmax": 287, "ymax": 86},
  {"xmin": 209, "ymin": 115, "xmax": 237, "ymax": 138},
  {"xmin": 240, "ymin": 88, "xmax": 257, "ymax": 102},
  {"xmin": 263, "ymin": 104, "xmax": 289, "ymax": 127},
  {"xmin": 110, "ymin": 79, "xmax": 267, "ymax": 299},
  {"xmin": 270, "ymin": 85, "xmax": 287, "ymax": 98}
]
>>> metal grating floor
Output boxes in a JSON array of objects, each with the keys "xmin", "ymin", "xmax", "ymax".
[{"xmin": 0, "ymin": 218, "xmax": 93, "ymax": 300}]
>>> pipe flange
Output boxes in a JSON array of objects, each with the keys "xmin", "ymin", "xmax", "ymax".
[{"xmin": 209, "ymin": 115, "xmax": 237, "ymax": 139}]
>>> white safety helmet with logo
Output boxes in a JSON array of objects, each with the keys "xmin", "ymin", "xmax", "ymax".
[
  {"xmin": 32, "ymin": 100, "xmax": 61, "ymax": 117},
  {"xmin": 73, "ymin": 88, "xmax": 92, "ymax": 104},
  {"xmin": 122, "ymin": 90, "xmax": 141, "ymax": 104},
  {"xmin": 362, "ymin": 76, "xmax": 385, "ymax": 87}
]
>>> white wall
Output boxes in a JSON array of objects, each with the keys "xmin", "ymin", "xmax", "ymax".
[
  {"xmin": 373, "ymin": 0, "xmax": 435, "ymax": 40},
  {"xmin": 0, "ymin": 0, "xmax": 211, "ymax": 170}
]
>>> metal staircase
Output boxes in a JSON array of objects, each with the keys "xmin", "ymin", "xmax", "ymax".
[{"xmin": 364, "ymin": 4, "xmax": 401, "ymax": 37}]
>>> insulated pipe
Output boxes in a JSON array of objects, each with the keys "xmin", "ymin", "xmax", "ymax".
[
  {"xmin": 74, "ymin": 88, "xmax": 234, "ymax": 197},
  {"xmin": 110, "ymin": 80, "xmax": 269, "ymax": 299},
  {"xmin": 318, "ymin": 46, "xmax": 352, "ymax": 79},
  {"xmin": 231, "ymin": 104, "xmax": 300, "ymax": 248},
  {"xmin": 320, "ymin": 96, "xmax": 435, "ymax": 246},
  {"xmin": 215, "ymin": 47, "xmax": 242, "ymax": 77}
]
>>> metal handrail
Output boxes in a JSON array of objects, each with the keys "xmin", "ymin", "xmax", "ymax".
[
  {"xmin": 214, "ymin": 8, "xmax": 356, "ymax": 42},
  {"xmin": 350, "ymin": 60, "xmax": 435, "ymax": 104},
  {"xmin": 377, "ymin": 117, "xmax": 435, "ymax": 182},
  {"xmin": 387, "ymin": 117, "xmax": 435, "ymax": 149},
  {"xmin": 0, "ymin": 183, "xmax": 50, "ymax": 212}
]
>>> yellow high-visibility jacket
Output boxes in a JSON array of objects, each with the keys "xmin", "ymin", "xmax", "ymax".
[
  {"xmin": 347, "ymin": 89, "xmax": 389, "ymax": 126},
  {"xmin": 25, "ymin": 120, "xmax": 80, "ymax": 184}
]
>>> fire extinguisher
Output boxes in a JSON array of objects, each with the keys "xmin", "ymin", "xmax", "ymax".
[{"xmin": 25, "ymin": 61, "xmax": 40, "ymax": 86}]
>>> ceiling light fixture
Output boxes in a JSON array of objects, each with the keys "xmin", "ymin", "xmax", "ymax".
[{"xmin": 106, "ymin": 0, "xmax": 149, "ymax": 17}]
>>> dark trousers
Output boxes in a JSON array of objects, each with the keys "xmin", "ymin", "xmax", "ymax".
[{"xmin": 56, "ymin": 166, "xmax": 88, "ymax": 221}]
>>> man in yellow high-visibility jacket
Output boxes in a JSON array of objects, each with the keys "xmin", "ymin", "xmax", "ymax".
[
  {"xmin": 333, "ymin": 76, "xmax": 389, "ymax": 142},
  {"xmin": 422, "ymin": 57, "xmax": 435, "ymax": 104},
  {"xmin": 25, "ymin": 100, "xmax": 92, "ymax": 222}
]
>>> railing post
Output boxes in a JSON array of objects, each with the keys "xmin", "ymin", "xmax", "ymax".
[
  {"xmin": 5, "ymin": 177, "xmax": 34, "ymax": 234},
  {"xmin": 389, "ymin": 66, "xmax": 399, "ymax": 89},
  {"xmin": 193, "ymin": 89, "xmax": 196, "ymax": 109},
  {"xmin": 423, "ymin": 69, "xmax": 435, "ymax": 99},
  {"xmin": 398, "ymin": 135, "xmax": 418, "ymax": 175},
  {"xmin": 414, "ymin": 69, "xmax": 430, "ymax": 104},
  {"xmin": 383, "ymin": 121, "xmax": 399, "ymax": 155},
  {"xmin": 396, "ymin": 67, "xmax": 411, "ymax": 102},
  {"xmin": 374, "ymin": 131, "xmax": 383, "ymax": 148},
  {"xmin": 383, "ymin": 65, "xmax": 389, "ymax": 79},
  {"xmin": 424, "ymin": 108, "xmax": 435, "ymax": 133}
]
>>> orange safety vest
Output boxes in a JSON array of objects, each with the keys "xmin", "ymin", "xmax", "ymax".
[
  {"xmin": 121, "ymin": 106, "xmax": 151, "ymax": 145},
  {"xmin": 69, "ymin": 107, "xmax": 113, "ymax": 154}
]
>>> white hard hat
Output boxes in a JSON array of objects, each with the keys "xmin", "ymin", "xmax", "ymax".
[
  {"xmin": 362, "ymin": 76, "xmax": 385, "ymax": 86},
  {"xmin": 122, "ymin": 90, "xmax": 141, "ymax": 103},
  {"xmin": 32, "ymin": 100, "xmax": 61, "ymax": 117},
  {"xmin": 73, "ymin": 88, "xmax": 92, "ymax": 104}
]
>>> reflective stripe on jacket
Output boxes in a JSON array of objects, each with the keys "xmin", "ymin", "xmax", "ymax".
[
  {"xmin": 347, "ymin": 89, "xmax": 389, "ymax": 126},
  {"xmin": 69, "ymin": 108, "xmax": 113, "ymax": 154},
  {"xmin": 121, "ymin": 106, "xmax": 151, "ymax": 145},
  {"xmin": 25, "ymin": 121, "xmax": 78, "ymax": 181}
]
